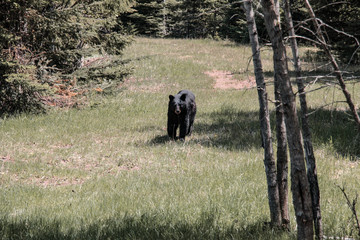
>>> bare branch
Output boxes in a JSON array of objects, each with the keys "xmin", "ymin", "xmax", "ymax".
[
  {"xmin": 314, "ymin": 1, "xmax": 348, "ymax": 13},
  {"xmin": 346, "ymin": 45, "xmax": 360, "ymax": 68},
  {"xmin": 285, "ymin": 34, "xmax": 322, "ymax": 46},
  {"xmin": 318, "ymin": 20, "xmax": 360, "ymax": 46},
  {"xmin": 337, "ymin": 185, "xmax": 360, "ymax": 237},
  {"xmin": 294, "ymin": 83, "xmax": 334, "ymax": 96},
  {"xmin": 305, "ymin": 62, "xmax": 333, "ymax": 74},
  {"xmin": 298, "ymin": 25, "xmax": 327, "ymax": 46},
  {"xmin": 292, "ymin": 9, "xmax": 360, "ymax": 68},
  {"xmin": 303, "ymin": 0, "xmax": 360, "ymax": 131},
  {"xmin": 306, "ymin": 101, "xmax": 347, "ymax": 117}
]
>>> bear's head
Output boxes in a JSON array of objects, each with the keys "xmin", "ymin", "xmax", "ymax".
[{"xmin": 169, "ymin": 93, "xmax": 187, "ymax": 115}]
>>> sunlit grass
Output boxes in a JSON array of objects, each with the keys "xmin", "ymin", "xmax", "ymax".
[{"xmin": 0, "ymin": 37, "xmax": 359, "ymax": 239}]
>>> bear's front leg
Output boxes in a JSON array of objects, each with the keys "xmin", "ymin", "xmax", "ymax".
[{"xmin": 167, "ymin": 121, "xmax": 178, "ymax": 140}]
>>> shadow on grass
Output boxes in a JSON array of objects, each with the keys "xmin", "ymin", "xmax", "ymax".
[
  {"xmin": 0, "ymin": 213, "xmax": 295, "ymax": 240},
  {"xmin": 307, "ymin": 108, "xmax": 360, "ymax": 159},
  {"xmin": 195, "ymin": 106, "xmax": 360, "ymax": 158},
  {"xmin": 151, "ymin": 134, "xmax": 170, "ymax": 144},
  {"xmin": 121, "ymin": 54, "xmax": 158, "ymax": 64},
  {"xmin": 148, "ymin": 106, "xmax": 262, "ymax": 150},
  {"xmin": 193, "ymin": 106, "xmax": 262, "ymax": 151},
  {"xmin": 149, "ymin": 105, "xmax": 360, "ymax": 159},
  {"xmin": 150, "ymin": 135, "xmax": 197, "ymax": 144}
]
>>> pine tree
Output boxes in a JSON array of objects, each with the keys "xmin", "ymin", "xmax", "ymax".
[
  {"xmin": 120, "ymin": 0, "xmax": 163, "ymax": 36},
  {"xmin": 0, "ymin": 0, "xmax": 134, "ymax": 116}
]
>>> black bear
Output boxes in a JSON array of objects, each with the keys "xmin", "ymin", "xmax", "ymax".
[{"xmin": 167, "ymin": 90, "xmax": 197, "ymax": 141}]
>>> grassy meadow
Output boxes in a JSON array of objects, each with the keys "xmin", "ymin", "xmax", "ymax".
[{"xmin": 1, "ymin": 37, "xmax": 360, "ymax": 239}]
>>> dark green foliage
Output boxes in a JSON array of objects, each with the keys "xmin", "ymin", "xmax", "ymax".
[
  {"xmin": 291, "ymin": 0, "xmax": 360, "ymax": 64},
  {"xmin": 219, "ymin": 0, "xmax": 248, "ymax": 43},
  {"xmin": 314, "ymin": 0, "xmax": 360, "ymax": 64},
  {"xmin": 120, "ymin": 0, "xmax": 163, "ymax": 36},
  {"xmin": 0, "ymin": 61, "xmax": 46, "ymax": 116},
  {"xmin": 168, "ymin": 0, "xmax": 238, "ymax": 39},
  {"xmin": 0, "ymin": 0, "xmax": 133, "ymax": 116},
  {"xmin": 172, "ymin": 0, "xmax": 221, "ymax": 38},
  {"xmin": 122, "ymin": 0, "xmax": 360, "ymax": 60},
  {"xmin": 120, "ymin": 0, "xmax": 267, "ymax": 42}
]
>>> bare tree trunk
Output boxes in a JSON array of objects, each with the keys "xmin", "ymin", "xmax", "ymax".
[
  {"xmin": 162, "ymin": 0, "xmax": 167, "ymax": 36},
  {"xmin": 284, "ymin": 1, "xmax": 323, "ymax": 238},
  {"xmin": 273, "ymin": 0, "xmax": 290, "ymax": 229},
  {"xmin": 303, "ymin": 0, "xmax": 360, "ymax": 132},
  {"xmin": 260, "ymin": 0, "xmax": 314, "ymax": 239},
  {"xmin": 243, "ymin": 0, "xmax": 281, "ymax": 226},
  {"xmin": 274, "ymin": 80, "xmax": 290, "ymax": 229}
]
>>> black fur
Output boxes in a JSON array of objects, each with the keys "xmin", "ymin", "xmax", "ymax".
[{"xmin": 167, "ymin": 90, "xmax": 197, "ymax": 141}]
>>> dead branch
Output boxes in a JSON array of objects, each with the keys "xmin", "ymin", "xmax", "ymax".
[
  {"xmin": 305, "ymin": 101, "xmax": 347, "ymax": 117},
  {"xmin": 338, "ymin": 185, "xmax": 360, "ymax": 237},
  {"xmin": 346, "ymin": 45, "xmax": 360, "ymax": 68},
  {"xmin": 303, "ymin": 0, "xmax": 360, "ymax": 131},
  {"xmin": 298, "ymin": 26, "xmax": 326, "ymax": 46},
  {"xmin": 286, "ymin": 34, "xmax": 322, "ymax": 46},
  {"xmin": 314, "ymin": 1, "xmax": 348, "ymax": 13},
  {"xmin": 318, "ymin": 20, "xmax": 360, "ymax": 46},
  {"xmin": 294, "ymin": 83, "xmax": 334, "ymax": 96}
]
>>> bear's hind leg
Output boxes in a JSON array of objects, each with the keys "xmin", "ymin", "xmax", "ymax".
[
  {"xmin": 180, "ymin": 118, "xmax": 190, "ymax": 141},
  {"xmin": 188, "ymin": 106, "xmax": 196, "ymax": 136}
]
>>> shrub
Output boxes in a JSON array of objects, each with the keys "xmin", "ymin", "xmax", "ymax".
[{"xmin": 0, "ymin": 0, "xmax": 134, "ymax": 116}]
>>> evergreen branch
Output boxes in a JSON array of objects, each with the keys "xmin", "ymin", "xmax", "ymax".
[{"xmin": 70, "ymin": 0, "xmax": 82, "ymax": 8}]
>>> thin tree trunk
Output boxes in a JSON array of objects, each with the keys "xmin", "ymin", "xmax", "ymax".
[
  {"xmin": 162, "ymin": 0, "xmax": 167, "ymax": 36},
  {"xmin": 274, "ymin": 79, "xmax": 290, "ymax": 229},
  {"xmin": 260, "ymin": 0, "xmax": 314, "ymax": 239},
  {"xmin": 303, "ymin": 0, "xmax": 360, "ymax": 132},
  {"xmin": 243, "ymin": 0, "xmax": 281, "ymax": 226},
  {"xmin": 284, "ymin": 0, "xmax": 323, "ymax": 238},
  {"xmin": 273, "ymin": 0, "xmax": 290, "ymax": 229}
]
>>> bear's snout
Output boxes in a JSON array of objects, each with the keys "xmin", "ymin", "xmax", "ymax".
[{"xmin": 175, "ymin": 109, "xmax": 181, "ymax": 114}]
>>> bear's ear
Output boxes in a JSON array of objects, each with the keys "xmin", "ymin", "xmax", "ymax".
[
  {"xmin": 180, "ymin": 93, "xmax": 187, "ymax": 101},
  {"xmin": 169, "ymin": 95, "xmax": 175, "ymax": 101}
]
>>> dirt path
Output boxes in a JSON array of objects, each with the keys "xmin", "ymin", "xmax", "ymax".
[{"xmin": 205, "ymin": 70, "xmax": 256, "ymax": 90}]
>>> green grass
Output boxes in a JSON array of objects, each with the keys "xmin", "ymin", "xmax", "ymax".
[{"xmin": 0, "ymin": 37, "xmax": 360, "ymax": 239}]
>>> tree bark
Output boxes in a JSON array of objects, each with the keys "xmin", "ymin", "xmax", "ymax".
[
  {"xmin": 162, "ymin": 0, "xmax": 167, "ymax": 36},
  {"xmin": 284, "ymin": 0, "xmax": 323, "ymax": 238},
  {"xmin": 243, "ymin": 0, "xmax": 281, "ymax": 226},
  {"xmin": 303, "ymin": 0, "xmax": 360, "ymax": 132},
  {"xmin": 274, "ymin": 78, "xmax": 290, "ymax": 228},
  {"xmin": 260, "ymin": 0, "xmax": 314, "ymax": 239},
  {"xmin": 274, "ymin": 0, "xmax": 290, "ymax": 229}
]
